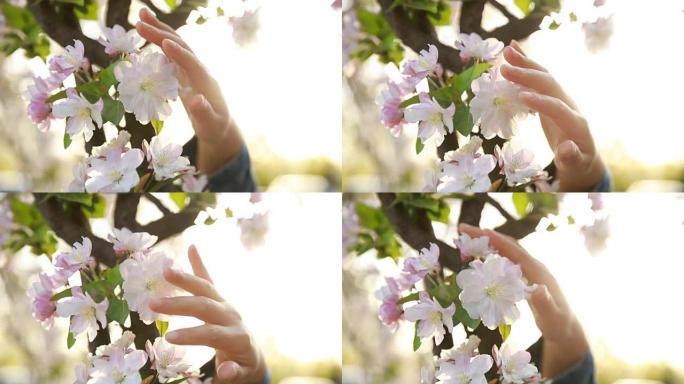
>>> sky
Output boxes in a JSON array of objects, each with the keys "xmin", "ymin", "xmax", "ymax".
[{"xmin": 355, "ymin": 193, "xmax": 684, "ymax": 370}]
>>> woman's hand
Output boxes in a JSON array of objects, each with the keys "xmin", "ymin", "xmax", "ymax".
[
  {"xmin": 136, "ymin": 8, "xmax": 244, "ymax": 176},
  {"xmin": 459, "ymin": 223, "xmax": 589, "ymax": 378},
  {"xmin": 501, "ymin": 41, "xmax": 606, "ymax": 192},
  {"xmin": 149, "ymin": 245, "xmax": 266, "ymax": 384}
]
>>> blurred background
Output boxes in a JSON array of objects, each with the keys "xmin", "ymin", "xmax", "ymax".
[
  {"xmin": 343, "ymin": 193, "xmax": 684, "ymax": 383},
  {"xmin": 0, "ymin": 0, "xmax": 341, "ymax": 192},
  {"xmin": 342, "ymin": 0, "xmax": 684, "ymax": 192},
  {"xmin": 0, "ymin": 193, "xmax": 341, "ymax": 384}
]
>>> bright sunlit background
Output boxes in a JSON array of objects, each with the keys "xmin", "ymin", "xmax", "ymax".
[
  {"xmin": 343, "ymin": 193, "xmax": 684, "ymax": 384},
  {"xmin": 343, "ymin": 0, "xmax": 684, "ymax": 192},
  {"xmin": 0, "ymin": 193, "xmax": 341, "ymax": 384},
  {"xmin": 0, "ymin": 0, "xmax": 341, "ymax": 191}
]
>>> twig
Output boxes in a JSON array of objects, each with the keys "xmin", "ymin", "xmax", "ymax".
[
  {"xmin": 482, "ymin": 195, "xmax": 515, "ymax": 221},
  {"xmin": 486, "ymin": 0, "xmax": 518, "ymax": 21},
  {"xmin": 144, "ymin": 193, "xmax": 172, "ymax": 216}
]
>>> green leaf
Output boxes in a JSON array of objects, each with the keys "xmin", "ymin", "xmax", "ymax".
[
  {"xmin": 165, "ymin": 0, "xmax": 178, "ymax": 10},
  {"xmin": 427, "ymin": 1, "xmax": 452, "ymax": 26},
  {"xmin": 106, "ymin": 298, "xmax": 129, "ymax": 325},
  {"xmin": 353, "ymin": 202, "xmax": 402, "ymax": 260},
  {"xmin": 74, "ymin": 0, "xmax": 99, "ymax": 20},
  {"xmin": 102, "ymin": 98, "xmax": 125, "ymax": 126},
  {"xmin": 152, "ymin": 120, "xmax": 164, "ymax": 135},
  {"xmin": 64, "ymin": 131, "xmax": 72, "ymax": 149},
  {"xmin": 104, "ymin": 265, "xmax": 123, "ymax": 287},
  {"xmin": 569, "ymin": 12, "xmax": 578, "ymax": 22},
  {"xmin": 169, "ymin": 193, "xmax": 187, "ymax": 210},
  {"xmin": 67, "ymin": 331, "xmax": 76, "ymax": 349},
  {"xmin": 216, "ymin": 6, "xmax": 225, "ymax": 16},
  {"xmin": 82, "ymin": 194, "xmax": 106, "ymax": 218},
  {"xmin": 499, "ymin": 323, "xmax": 512, "ymax": 341},
  {"xmin": 549, "ymin": 20, "xmax": 561, "ymax": 30},
  {"xmin": 53, "ymin": 193, "xmax": 92, "ymax": 205},
  {"xmin": 512, "ymin": 193, "xmax": 530, "ymax": 217},
  {"xmin": 196, "ymin": 15, "xmax": 208, "ymax": 24},
  {"xmin": 156, "ymin": 320, "xmax": 169, "ymax": 337},
  {"xmin": 415, "ymin": 136, "xmax": 425, "ymax": 155},
  {"xmin": 454, "ymin": 305, "xmax": 480, "ymax": 330},
  {"xmin": 451, "ymin": 63, "xmax": 492, "ymax": 94},
  {"xmin": 412, "ymin": 321, "xmax": 422, "ymax": 351},
  {"xmin": 453, "ymin": 105, "xmax": 474, "ymax": 136},
  {"xmin": 56, "ymin": 0, "xmax": 85, "ymax": 6},
  {"xmin": 51, "ymin": 287, "xmax": 74, "ymax": 301},
  {"xmin": 514, "ymin": 0, "xmax": 533, "ymax": 15},
  {"xmin": 397, "ymin": 292, "xmax": 420, "ymax": 305}
]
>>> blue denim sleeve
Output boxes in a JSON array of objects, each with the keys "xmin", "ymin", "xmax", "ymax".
[
  {"xmin": 261, "ymin": 370, "xmax": 271, "ymax": 384},
  {"xmin": 592, "ymin": 168, "xmax": 612, "ymax": 192},
  {"xmin": 183, "ymin": 137, "xmax": 257, "ymax": 192},
  {"xmin": 206, "ymin": 143, "xmax": 257, "ymax": 192},
  {"xmin": 551, "ymin": 351, "xmax": 596, "ymax": 384}
]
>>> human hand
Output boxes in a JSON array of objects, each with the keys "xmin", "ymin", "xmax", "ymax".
[
  {"xmin": 459, "ymin": 223, "xmax": 589, "ymax": 378},
  {"xmin": 136, "ymin": 8, "xmax": 244, "ymax": 176},
  {"xmin": 500, "ymin": 41, "xmax": 606, "ymax": 192},
  {"xmin": 149, "ymin": 245, "xmax": 266, "ymax": 384}
]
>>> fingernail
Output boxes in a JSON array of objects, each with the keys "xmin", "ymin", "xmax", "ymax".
[{"xmin": 165, "ymin": 331, "xmax": 178, "ymax": 342}]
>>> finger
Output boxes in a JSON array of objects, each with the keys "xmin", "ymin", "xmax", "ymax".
[
  {"xmin": 160, "ymin": 39, "xmax": 221, "ymax": 105},
  {"xmin": 509, "ymin": 40, "xmax": 527, "ymax": 56},
  {"xmin": 188, "ymin": 93, "xmax": 222, "ymax": 134},
  {"xmin": 503, "ymin": 46, "xmax": 547, "ymax": 72},
  {"xmin": 163, "ymin": 266, "xmax": 223, "ymax": 302},
  {"xmin": 217, "ymin": 361, "xmax": 245, "ymax": 382},
  {"xmin": 519, "ymin": 92, "xmax": 589, "ymax": 141},
  {"xmin": 501, "ymin": 64, "xmax": 565, "ymax": 101},
  {"xmin": 139, "ymin": 7, "xmax": 178, "ymax": 35},
  {"xmin": 136, "ymin": 21, "xmax": 189, "ymax": 51},
  {"xmin": 165, "ymin": 324, "xmax": 250, "ymax": 351},
  {"xmin": 555, "ymin": 140, "xmax": 585, "ymax": 170},
  {"xmin": 149, "ymin": 296, "xmax": 236, "ymax": 325},
  {"xmin": 528, "ymin": 284, "xmax": 564, "ymax": 325},
  {"xmin": 188, "ymin": 244, "xmax": 213, "ymax": 283},
  {"xmin": 481, "ymin": 229, "xmax": 530, "ymax": 264},
  {"xmin": 458, "ymin": 223, "xmax": 487, "ymax": 238}
]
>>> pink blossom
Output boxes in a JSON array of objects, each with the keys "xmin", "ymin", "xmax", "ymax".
[
  {"xmin": 181, "ymin": 169, "xmax": 208, "ymax": 192},
  {"xmin": 401, "ymin": 44, "xmax": 440, "ymax": 80},
  {"xmin": 48, "ymin": 39, "xmax": 88, "ymax": 84},
  {"xmin": 588, "ymin": 193, "xmax": 604, "ymax": 211},
  {"xmin": 404, "ymin": 92, "xmax": 456, "ymax": 147},
  {"xmin": 25, "ymin": 76, "xmax": 54, "ymax": 131},
  {"xmin": 28, "ymin": 272, "xmax": 57, "ymax": 328},
  {"xmin": 403, "ymin": 242, "xmax": 440, "ymax": 280},
  {"xmin": 376, "ymin": 277, "xmax": 404, "ymax": 330},
  {"xmin": 376, "ymin": 81, "xmax": 406, "ymax": 135}
]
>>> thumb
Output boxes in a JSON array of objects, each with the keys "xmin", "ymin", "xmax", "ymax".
[
  {"xmin": 217, "ymin": 361, "xmax": 244, "ymax": 382},
  {"xmin": 555, "ymin": 139, "xmax": 585, "ymax": 170},
  {"xmin": 528, "ymin": 284, "xmax": 562, "ymax": 326}
]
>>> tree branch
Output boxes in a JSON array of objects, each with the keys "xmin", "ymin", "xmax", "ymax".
[
  {"xmin": 144, "ymin": 193, "xmax": 172, "ymax": 216},
  {"xmin": 114, "ymin": 194, "xmax": 143, "ymax": 231},
  {"xmin": 459, "ymin": 0, "xmax": 486, "ymax": 35},
  {"xmin": 486, "ymin": 0, "xmax": 518, "ymax": 21},
  {"xmin": 482, "ymin": 14, "xmax": 546, "ymax": 44},
  {"xmin": 157, "ymin": 0, "xmax": 209, "ymax": 29},
  {"xmin": 106, "ymin": 0, "xmax": 133, "ymax": 29},
  {"xmin": 34, "ymin": 194, "xmax": 118, "ymax": 267}
]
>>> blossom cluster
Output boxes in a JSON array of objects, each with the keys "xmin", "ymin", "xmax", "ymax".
[
  {"xmin": 376, "ymin": 233, "xmax": 539, "ymax": 383},
  {"xmin": 376, "ymin": 33, "xmax": 548, "ymax": 192},
  {"xmin": 24, "ymin": 25, "xmax": 206, "ymax": 192},
  {"xmin": 421, "ymin": 336, "xmax": 541, "ymax": 384},
  {"xmin": 27, "ymin": 227, "xmax": 196, "ymax": 383}
]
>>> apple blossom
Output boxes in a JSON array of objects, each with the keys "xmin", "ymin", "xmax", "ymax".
[
  {"xmin": 143, "ymin": 136, "xmax": 192, "ymax": 181},
  {"xmin": 229, "ymin": 7, "xmax": 260, "ymax": 45},
  {"xmin": 120, "ymin": 251, "xmax": 176, "ymax": 324},
  {"xmin": 74, "ymin": 361, "xmax": 90, "ymax": 384},
  {"xmin": 146, "ymin": 337, "xmax": 192, "ymax": 382},
  {"xmin": 52, "ymin": 89, "xmax": 103, "ymax": 142},
  {"xmin": 456, "ymin": 254, "xmax": 528, "ymax": 329},
  {"xmin": 454, "ymin": 33, "xmax": 504, "ymax": 63},
  {"xmin": 376, "ymin": 81, "xmax": 406, "ymax": 136},
  {"xmin": 444, "ymin": 136, "xmax": 485, "ymax": 163},
  {"xmin": 28, "ymin": 272, "xmax": 57, "ymax": 328},
  {"xmin": 470, "ymin": 67, "xmax": 529, "ymax": 139},
  {"xmin": 238, "ymin": 211, "xmax": 269, "ymax": 249},
  {"xmin": 67, "ymin": 160, "xmax": 88, "ymax": 192},
  {"xmin": 404, "ymin": 93, "xmax": 455, "ymax": 146},
  {"xmin": 91, "ymin": 130, "xmax": 133, "ymax": 158},
  {"xmin": 439, "ymin": 335, "xmax": 481, "ymax": 365},
  {"xmin": 25, "ymin": 76, "xmax": 55, "ymax": 131},
  {"xmin": 53, "ymin": 237, "xmax": 94, "ymax": 284},
  {"xmin": 56, "ymin": 287, "xmax": 109, "ymax": 342},
  {"xmin": 182, "ymin": 170, "xmax": 208, "ymax": 192},
  {"xmin": 496, "ymin": 142, "xmax": 542, "ymax": 187},
  {"xmin": 454, "ymin": 234, "xmax": 494, "ymax": 263},
  {"xmin": 98, "ymin": 24, "xmax": 143, "ymax": 56},
  {"xmin": 85, "ymin": 147, "xmax": 144, "ymax": 192},
  {"xmin": 493, "ymin": 344, "xmax": 541, "ymax": 384},
  {"xmin": 376, "ymin": 277, "xmax": 404, "ymax": 330},
  {"xmin": 403, "ymin": 242, "xmax": 440, "ymax": 280},
  {"xmin": 583, "ymin": 15, "xmax": 614, "ymax": 53},
  {"xmin": 107, "ymin": 227, "xmax": 158, "ymax": 256},
  {"xmin": 421, "ymin": 364, "xmax": 436, "ymax": 384},
  {"xmin": 402, "ymin": 44, "xmax": 440, "ymax": 79},
  {"xmin": 404, "ymin": 292, "xmax": 455, "ymax": 345},
  {"xmin": 582, "ymin": 215, "xmax": 610, "ymax": 255},
  {"xmin": 435, "ymin": 354, "xmax": 493, "ymax": 384},
  {"xmin": 89, "ymin": 349, "xmax": 147, "ymax": 384},
  {"xmin": 48, "ymin": 40, "xmax": 88, "ymax": 83},
  {"xmin": 115, "ymin": 52, "xmax": 179, "ymax": 124},
  {"xmin": 438, "ymin": 155, "xmax": 496, "ymax": 193}
]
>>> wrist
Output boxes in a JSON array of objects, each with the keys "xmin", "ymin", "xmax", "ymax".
[
  {"xmin": 197, "ymin": 122, "xmax": 243, "ymax": 175},
  {"xmin": 558, "ymin": 155, "xmax": 606, "ymax": 192},
  {"xmin": 542, "ymin": 317, "xmax": 589, "ymax": 377}
]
